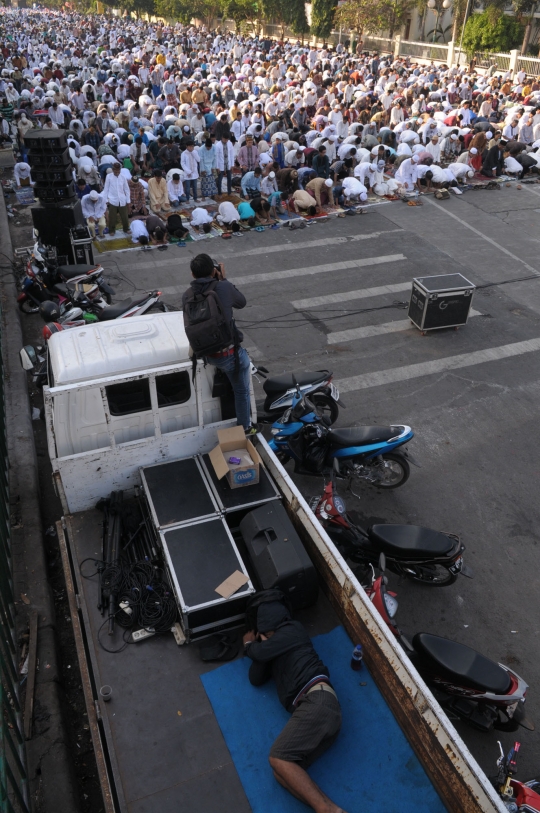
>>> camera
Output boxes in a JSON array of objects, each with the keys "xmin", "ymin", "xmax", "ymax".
[{"xmin": 212, "ymin": 260, "xmax": 223, "ymax": 279}]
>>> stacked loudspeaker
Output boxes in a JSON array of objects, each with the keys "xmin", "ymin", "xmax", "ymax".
[
  {"xmin": 25, "ymin": 130, "xmax": 85, "ymax": 263},
  {"xmin": 24, "ymin": 130, "xmax": 76, "ymax": 205}
]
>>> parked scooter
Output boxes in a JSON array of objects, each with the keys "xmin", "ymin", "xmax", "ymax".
[
  {"xmin": 30, "ymin": 238, "xmax": 115, "ymax": 300},
  {"xmin": 38, "ymin": 291, "xmax": 167, "ymax": 341},
  {"xmin": 269, "ymin": 379, "xmax": 417, "ymax": 489},
  {"xmin": 492, "ymin": 741, "xmax": 540, "ymax": 810},
  {"xmin": 250, "ymin": 364, "xmax": 343, "ymax": 425},
  {"xmin": 364, "ymin": 558, "xmax": 533, "ymax": 734},
  {"xmin": 311, "ymin": 460, "xmax": 472, "ymax": 585}
]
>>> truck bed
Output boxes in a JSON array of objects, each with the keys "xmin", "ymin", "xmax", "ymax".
[
  {"xmin": 61, "ymin": 509, "xmax": 341, "ymax": 813},
  {"xmin": 58, "ymin": 438, "xmax": 505, "ymax": 813}
]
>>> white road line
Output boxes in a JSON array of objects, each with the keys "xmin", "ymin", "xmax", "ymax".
[
  {"xmin": 293, "ymin": 281, "xmax": 411, "ymax": 310},
  {"xmin": 425, "ymin": 197, "xmax": 540, "ymax": 276},
  {"xmin": 327, "ymin": 309, "xmax": 482, "ymax": 344},
  {"xmin": 162, "ymin": 253, "xmax": 406, "ymax": 294},
  {"xmin": 123, "ymin": 230, "xmax": 404, "ymax": 272},
  {"xmin": 336, "ymin": 337, "xmax": 540, "ymax": 393}
]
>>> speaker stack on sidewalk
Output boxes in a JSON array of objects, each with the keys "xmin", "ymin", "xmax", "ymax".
[{"xmin": 25, "ymin": 130, "xmax": 85, "ymax": 263}]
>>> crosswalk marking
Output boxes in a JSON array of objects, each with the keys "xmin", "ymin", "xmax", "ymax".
[
  {"xmin": 161, "ymin": 252, "xmax": 405, "ymax": 295},
  {"xmin": 133, "ymin": 230, "xmax": 405, "ymax": 279},
  {"xmin": 336, "ymin": 337, "xmax": 540, "ymax": 393},
  {"xmin": 293, "ymin": 281, "xmax": 411, "ymax": 310},
  {"xmin": 328, "ymin": 309, "xmax": 482, "ymax": 344}
]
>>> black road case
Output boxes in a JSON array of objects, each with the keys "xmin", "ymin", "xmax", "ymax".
[
  {"xmin": 239, "ymin": 502, "xmax": 318, "ymax": 610},
  {"xmin": 408, "ymin": 274, "xmax": 475, "ymax": 333},
  {"xmin": 141, "ymin": 457, "xmax": 220, "ymax": 528},
  {"xmin": 160, "ymin": 517, "xmax": 255, "ymax": 641}
]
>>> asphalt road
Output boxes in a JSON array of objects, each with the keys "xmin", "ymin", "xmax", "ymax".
[{"xmin": 91, "ymin": 188, "xmax": 540, "ymax": 780}]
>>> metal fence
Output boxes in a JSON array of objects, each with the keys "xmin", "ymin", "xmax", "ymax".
[
  {"xmin": 474, "ymin": 51, "xmax": 511, "ymax": 70},
  {"xmin": 517, "ymin": 55, "xmax": 540, "ymax": 76},
  {"xmin": 399, "ymin": 39, "xmax": 449, "ymax": 62},
  {"xmin": 0, "ymin": 308, "xmax": 29, "ymax": 813}
]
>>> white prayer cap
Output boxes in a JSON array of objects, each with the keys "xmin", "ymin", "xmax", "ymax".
[
  {"xmin": 359, "ymin": 192, "xmax": 368, "ymax": 201},
  {"xmin": 325, "ymin": 178, "xmax": 333, "ymax": 187},
  {"xmin": 467, "ymin": 169, "xmax": 474, "ymax": 177},
  {"xmin": 411, "ymin": 154, "xmax": 420, "ymax": 163},
  {"xmin": 470, "ymin": 147, "xmax": 478, "ymax": 154},
  {"xmin": 89, "ymin": 190, "xmax": 99, "ymax": 200},
  {"xmin": 269, "ymin": 171, "xmax": 275, "ymax": 178},
  {"xmin": 450, "ymin": 133, "xmax": 458, "ymax": 140},
  {"xmin": 486, "ymin": 131, "xmax": 493, "ymax": 138}
]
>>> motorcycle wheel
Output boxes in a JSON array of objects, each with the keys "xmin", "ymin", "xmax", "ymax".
[
  {"xmin": 310, "ymin": 393, "xmax": 339, "ymax": 426},
  {"xmin": 19, "ymin": 299, "xmax": 40, "ymax": 314},
  {"xmin": 374, "ymin": 453, "xmax": 410, "ymax": 489},
  {"xmin": 405, "ymin": 563, "xmax": 457, "ymax": 587}
]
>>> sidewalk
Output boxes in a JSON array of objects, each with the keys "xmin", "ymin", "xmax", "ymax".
[{"xmin": 0, "ymin": 188, "xmax": 81, "ymax": 813}]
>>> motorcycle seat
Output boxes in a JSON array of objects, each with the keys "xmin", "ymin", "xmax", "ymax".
[
  {"xmin": 368, "ymin": 524, "xmax": 455, "ymax": 557},
  {"xmin": 329, "ymin": 426, "xmax": 398, "ymax": 446},
  {"xmin": 52, "ymin": 283, "xmax": 70, "ymax": 296},
  {"xmin": 98, "ymin": 296, "xmax": 149, "ymax": 321},
  {"xmin": 263, "ymin": 370, "xmax": 330, "ymax": 395},
  {"xmin": 57, "ymin": 264, "xmax": 100, "ymax": 279},
  {"xmin": 413, "ymin": 633, "xmax": 511, "ymax": 694}
]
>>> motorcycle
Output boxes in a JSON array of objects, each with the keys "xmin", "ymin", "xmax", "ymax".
[
  {"xmin": 39, "ymin": 291, "xmax": 167, "ymax": 341},
  {"xmin": 30, "ymin": 238, "xmax": 115, "ymax": 301},
  {"xmin": 492, "ymin": 741, "xmax": 540, "ymax": 811},
  {"xmin": 310, "ymin": 460, "xmax": 472, "ymax": 586},
  {"xmin": 250, "ymin": 364, "xmax": 343, "ymax": 425},
  {"xmin": 269, "ymin": 380, "xmax": 417, "ymax": 490},
  {"xmin": 364, "ymin": 558, "xmax": 533, "ymax": 734}
]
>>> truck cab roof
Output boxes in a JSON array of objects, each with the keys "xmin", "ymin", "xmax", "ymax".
[{"xmin": 48, "ymin": 313, "xmax": 190, "ymax": 386}]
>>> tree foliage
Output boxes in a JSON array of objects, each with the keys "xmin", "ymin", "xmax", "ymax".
[
  {"xmin": 221, "ymin": 0, "xmax": 259, "ymax": 31},
  {"xmin": 310, "ymin": 0, "xmax": 338, "ymax": 40},
  {"xmin": 462, "ymin": 10, "xmax": 523, "ymax": 54},
  {"xmin": 336, "ymin": 0, "xmax": 415, "ymax": 36}
]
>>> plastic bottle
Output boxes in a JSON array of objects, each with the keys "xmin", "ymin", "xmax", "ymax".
[{"xmin": 351, "ymin": 644, "xmax": 363, "ymax": 671}]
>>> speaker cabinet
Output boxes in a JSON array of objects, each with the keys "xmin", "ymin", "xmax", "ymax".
[{"xmin": 31, "ymin": 201, "xmax": 84, "ymax": 256}]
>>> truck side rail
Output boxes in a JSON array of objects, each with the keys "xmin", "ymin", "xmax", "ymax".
[{"xmin": 256, "ymin": 436, "xmax": 505, "ymax": 813}]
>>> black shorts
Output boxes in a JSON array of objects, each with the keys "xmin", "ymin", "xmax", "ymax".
[{"xmin": 269, "ymin": 688, "xmax": 342, "ymax": 769}]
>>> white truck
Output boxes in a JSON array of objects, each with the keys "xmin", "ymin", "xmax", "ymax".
[{"xmin": 28, "ymin": 313, "xmax": 505, "ymax": 813}]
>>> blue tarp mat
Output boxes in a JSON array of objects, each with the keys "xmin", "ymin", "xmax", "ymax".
[{"xmin": 201, "ymin": 625, "xmax": 446, "ymax": 813}]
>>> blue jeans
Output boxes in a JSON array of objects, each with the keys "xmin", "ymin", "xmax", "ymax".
[
  {"xmin": 183, "ymin": 179, "xmax": 198, "ymax": 201},
  {"xmin": 217, "ymin": 169, "xmax": 232, "ymax": 194},
  {"xmin": 206, "ymin": 346, "xmax": 252, "ymax": 429}
]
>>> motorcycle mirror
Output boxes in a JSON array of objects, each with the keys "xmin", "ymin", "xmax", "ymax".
[
  {"xmin": 20, "ymin": 346, "xmax": 37, "ymax": 371},
  {"xmin": 378, "ymin": 552, "xmax": 386, "ymax": 572}
]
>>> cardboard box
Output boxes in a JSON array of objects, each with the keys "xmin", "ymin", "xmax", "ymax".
[{"xmin": 208, "ymin": 426, "xmax": 261, "ymax": 489}]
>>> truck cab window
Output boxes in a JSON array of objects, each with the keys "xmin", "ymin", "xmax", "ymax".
[
  {"xmin": 106, "ymin": 379, "xmax": 151, "ymax": 416},
  {"xmin": 156, "ymin": 371, "xmax": 191, "ymax": 407}
]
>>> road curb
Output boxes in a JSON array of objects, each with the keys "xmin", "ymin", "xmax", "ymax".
[{"xmin": 0, "ymin": 190, "xmax": 81, "ymax": 813}]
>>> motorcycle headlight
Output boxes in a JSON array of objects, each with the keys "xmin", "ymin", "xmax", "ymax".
[{"xmin": 383, "ymin": 592, "xmax": 398, "ymax": 619}]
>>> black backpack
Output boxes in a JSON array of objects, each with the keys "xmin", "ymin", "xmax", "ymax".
[{"xmin": 183, "ymin": 280, "xmax": 234, "ymax": 358}]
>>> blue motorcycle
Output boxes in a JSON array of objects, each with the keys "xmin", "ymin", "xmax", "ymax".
[{"xmin": 268, "ymin": 381, "xmax": 417, "ymax": 490}]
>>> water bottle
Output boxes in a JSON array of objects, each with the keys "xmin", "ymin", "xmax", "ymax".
[{"xmin": 350, "ymin": 644, "xmax": 363, "ymax": 671}]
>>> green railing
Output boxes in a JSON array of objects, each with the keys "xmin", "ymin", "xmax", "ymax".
[{"xmin": 0, "ymin": 310, "xmax": 30, "ymax": 813}]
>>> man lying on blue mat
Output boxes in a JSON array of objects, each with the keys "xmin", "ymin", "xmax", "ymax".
[{"xmin": 243, "ymin": 601, "xmax": 347, "ymax": 813}]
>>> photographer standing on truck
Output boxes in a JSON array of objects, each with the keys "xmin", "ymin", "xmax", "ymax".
[{"xmin": 183, "ymin": 253, "xmax": 257, "ymax": 436}]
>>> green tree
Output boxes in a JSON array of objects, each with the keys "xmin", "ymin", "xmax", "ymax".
[
  {"xmin": 336, "ymin": 0, "xmax": 416, "ymax": 37},
  {"xmin": 462, "ymin": 10, "xmax": 524, "ymax": 54},
  {"xmin": 155, "ymin": 0, "xmax": 190, "ymax": 21},
  {"xmin": 311, "ymin": 0, "xmax": 338, "ymax": 40},
  {"xmin": 262, "ymin": 0, "xmax": 308, "ymax": 37},
  {"xmin": 221, "ymin": 0, "xmax": 259, "ymax": 31}
]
